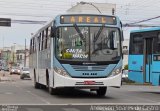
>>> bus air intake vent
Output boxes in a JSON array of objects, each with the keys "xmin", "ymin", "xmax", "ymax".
[{"xmin": 71, "ymin": 65, "xmax": 107, "ymax": 71}]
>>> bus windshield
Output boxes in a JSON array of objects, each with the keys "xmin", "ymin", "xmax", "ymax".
[{"xmin": 56, "ymin": 26, "xmax": 121, "ymax": 62}]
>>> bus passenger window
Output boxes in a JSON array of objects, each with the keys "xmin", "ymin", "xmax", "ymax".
[
  {"xmin": 153, "ymin": 33, "xmax": 160, "ymax": 54},
  {"xmin": 41, "ymin": 31, "xmax": 44, "ymax": 50},
  {"xmin": 45, "ymin": 28, "xmax": 48, "ymax": 49},
  {"xmin": 38, "ymin": 33, "xmax": 41, "ymax": 51},
  {"xmin": 130, "ymin": 34, "xmax": 143, "ymax": 54},
  {"xmin": 158, "ymin": 33, "xmax": 160, "ymax": 43}
]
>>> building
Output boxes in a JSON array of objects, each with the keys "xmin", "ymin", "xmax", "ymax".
[
  {"xmin": 0, "ymin": 49, "xmax": 2, "ymax": 60},
  {"xmin": 1, "ymin": 49, "xmax": 12, "ymax": 70},
  {"xmin": 122, "ymin": 39, "xmax": 129, "ymax": 68},
  {"xmin": 16, "ymin": 50, "xmax": 25, "ymax": 67},
  {"xmin": 0, "ymin": 44, "xmax": 29, "ymax": 69},
  {"xmin": 67, "ymin": 2, "xmax": 116, "ymax": 15},
  {"xmin": 10, "ymin": 44, "xmax": 25, "ymax": 63},
  {"xmin": 16, "ymin": 49, "xmax": 29, "ymax": 68}
]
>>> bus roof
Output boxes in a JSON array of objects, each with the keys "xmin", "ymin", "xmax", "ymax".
[{"xmin": 131, "ymin": 27, "xmax": 160, "ymax": 33}]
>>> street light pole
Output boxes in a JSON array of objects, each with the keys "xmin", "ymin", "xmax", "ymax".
[
  {"xmin": 24, "ymin": 39, "xmax": 26, "ymax": 67},
  {"xmin": 13, "ymin": 43, "xmax": 16, "ymax": 65},
  {"xmin": 80, "ymin": 1, "xmax": 102, "ymax": 14}
]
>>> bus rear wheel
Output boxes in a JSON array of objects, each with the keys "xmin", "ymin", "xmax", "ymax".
[
  {"xmin": 96, "ymin": 87, "xmax": 107, "ymax": 96},
  {"xmin": 34, "ymin": 80, "xmax": 40, "ymax": 89},
  {"xmin": 34, "ymin": 74, "xmax": 40, "ymax": 89}
]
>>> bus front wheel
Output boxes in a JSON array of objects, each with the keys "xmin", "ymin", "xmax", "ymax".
[
  {"xmin": 96, "ymin": 87, "xmax": 107, "ymax": 96},
  {"xmin": 47, "ymin": 79, "xmax": 58, "ymax": 95}
]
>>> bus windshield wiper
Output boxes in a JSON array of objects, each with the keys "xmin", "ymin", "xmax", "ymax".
[
  {"xmin": 93, "ymin": 24, "xmax": 105, "ymax": 42},
  {"xmin": 73, "ymin": 23, "xmax": 85, "ymax": 41}
]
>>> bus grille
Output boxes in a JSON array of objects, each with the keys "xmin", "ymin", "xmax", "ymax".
[{"xmin": 71, "ymin": 65, "xmax": 107, "ymax": 71}]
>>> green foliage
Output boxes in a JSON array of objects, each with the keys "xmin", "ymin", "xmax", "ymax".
[{"xmin": 124, "ymin": 64, "xmax": 128, "ymax": 70}]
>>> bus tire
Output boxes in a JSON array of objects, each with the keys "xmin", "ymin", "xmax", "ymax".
[
  {"xmin": 96, "ymin": 87, "xmax": 107, "ymax": 96},
  {"xmin": 34, "ymin": 82, "xmax": 40, "ymax": 89},
  {"xmin": 34, "ymin": 72, "xmax": 40, "ymax": 89},
  {"xmin": 47, "ymin": 78, "xmax": 57, "ymax": 95}
]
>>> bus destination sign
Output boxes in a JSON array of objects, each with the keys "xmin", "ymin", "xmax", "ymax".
[{"xmin": 60, "ymin": 15, "xmax": 117, "ymax": 25}]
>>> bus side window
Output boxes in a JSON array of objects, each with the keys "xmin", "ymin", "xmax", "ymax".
[
  {"xmin": 45, "ymin": 28, "xmax": 48, "ymax": 49},
  {"xmin": 158, "ymin": 33, "xmax": 160, "ymax": 44},
  {"xmin": 133, "ymin": 35, "xmax": 143, "ymax": 54},
  {"xmin": 34, "ymin": 38, "xmax": 36, "ymax": 52},
  {"xmin": 41, "ymin": 31, "xmax": 44, "ymax": 50},
  {"xmin": 47, "ymin": 27, "xmax": 52, "ymax": 48},
  {"xmin": 32, "ymin": 38, "xmax": 34, "ymax": 53},
  {"xmin": 130, "ymin": 34, "xmax": 143, "ymax": 54},
  {"xmin": 43, "ymin": 30, "xmax": 47, "ymax": 49},
  {"xmin": 30, "ymin": 39, "xmax": 32, "ymax": 54},
  {"xmin": 38, "ymin": 33, "xmax": 41, "ymax": 51},
  {"xmin": 153, "ymin": 33, "xmax": 160, "ymax": 54}
]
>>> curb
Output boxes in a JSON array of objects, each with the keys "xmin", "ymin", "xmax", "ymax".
[
  {"xmin": 0, "ymin": 77, "xmax": 14, "ymax": 82},
  {"xmin": 122, "ymin": 82, "xmax": 151, "ymax": 86}
]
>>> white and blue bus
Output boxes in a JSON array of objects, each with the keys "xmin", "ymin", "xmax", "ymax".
[
  {"xmin": 128, "ymin": 27, "xmax": 160, "ymax": 86},
  {"xmin": 29, "ymin": 14, "xmax": 123, "ymax": 96}
]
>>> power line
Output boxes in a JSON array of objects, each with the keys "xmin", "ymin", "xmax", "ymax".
[
  {"xmin": 128, "ymin": 15, "xmax": 160, "ymax": 25},
  {"xmin": 123, "ymin": 24, "xmax": 160, "ymax": 27}
]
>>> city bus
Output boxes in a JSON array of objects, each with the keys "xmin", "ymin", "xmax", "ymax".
[
  {"xmin": 29, "ymin": 14, "xmax": 123, "ymax": 96},
  {"xmin": 128, "ymin": 27, "xmax": 160, "ymax": 86}
]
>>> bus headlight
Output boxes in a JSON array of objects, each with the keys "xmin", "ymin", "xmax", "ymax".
[
  {"xmin": 54, "ymin": 67, "xmax": 69, "ymax": 77},
  {"xmin": 110, "ymin": 68, "xmax": 122, "ymax": 77}
]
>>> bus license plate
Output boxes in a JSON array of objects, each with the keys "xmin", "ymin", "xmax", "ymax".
[{"xmin": 84, "ymin": 81, "xmax": 95, "ymax": 85}]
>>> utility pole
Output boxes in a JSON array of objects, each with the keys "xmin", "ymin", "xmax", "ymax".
[
  {"xmin": 24, "ymin": 39, "xmax": 26, "ymax": 67},
  {"xmin": 13, "ymin": 43, "xmax": 16, "ymax": 65}
]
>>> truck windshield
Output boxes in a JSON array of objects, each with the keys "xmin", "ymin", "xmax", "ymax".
[{"xmin": 56, "ymin": 26, "xmax": 121, "ymax": 62}]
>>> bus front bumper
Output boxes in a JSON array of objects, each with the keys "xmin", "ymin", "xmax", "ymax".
[{"xmin": 53, "ymin": 72, "xmax": 122, "ymax": 88}]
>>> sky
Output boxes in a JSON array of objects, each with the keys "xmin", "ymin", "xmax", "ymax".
[{"xmin": 0, "ymin": 0, "xmax": 160, "ymax": 48}]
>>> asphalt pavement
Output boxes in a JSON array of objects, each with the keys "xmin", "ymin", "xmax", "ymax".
[{"xmin": 0, "ymin": 71, "xmax": 160, "ymax": 110}]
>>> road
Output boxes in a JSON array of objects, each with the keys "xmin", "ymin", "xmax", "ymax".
[{"xmin": 0, "ymin": 71, "xmax": 160, "ymax": 110}]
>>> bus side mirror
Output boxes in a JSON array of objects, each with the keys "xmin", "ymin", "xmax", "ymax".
[{"xmin": 121, "ymin": 31, "xmax": 124, "ymax": 41}]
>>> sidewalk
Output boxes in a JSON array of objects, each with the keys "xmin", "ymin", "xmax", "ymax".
[{"xmin": 0, "ymin": 71, "xmax": 13, "ymax": 82}]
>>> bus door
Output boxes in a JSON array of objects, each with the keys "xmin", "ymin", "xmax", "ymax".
[
  {"xmin": 152, "ymin": 34, "xmax": 160, "ymax": 86},
  {"xmin": 143, "ymin": 38, "xmax": 153, "ymax": 83}
]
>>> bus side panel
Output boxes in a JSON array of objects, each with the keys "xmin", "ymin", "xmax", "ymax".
[
  {"xmin": 38, "ymin": 49, "xmax": 51, "ymax": 85},
  {"xmin": 129, "ymin": 71, "xmax": 144, "ymax": 83},
  {"xmin": 128, "ymin": 55, "xmax": 144, "ymax": 83},
  {"xmin": 151, "ymin": 57, "xmax": 160, "ymax": 86},
  {"xmin": 152, "ymin": 72, "xmax": 160, "ymax": 86}
]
